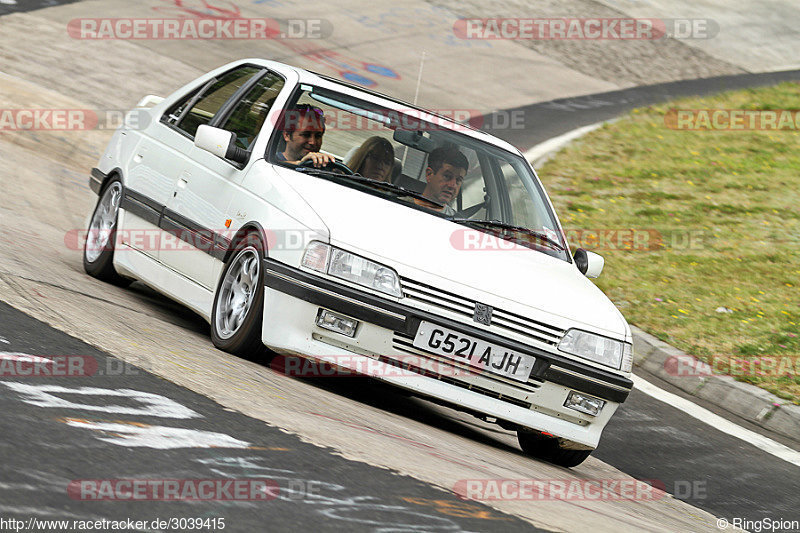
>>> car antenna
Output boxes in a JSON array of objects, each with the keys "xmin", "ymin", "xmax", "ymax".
[
  {"xmin": 413, "ymin": 50, "xmax": 426, "ymax": 105},
  {"xmin": 403, "ymin": 51, "xmax": 427, "ymax": 172}
]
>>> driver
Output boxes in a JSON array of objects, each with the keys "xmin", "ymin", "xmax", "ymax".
[
  {"xmin": 418, "ymin": 146, "xmax": 468, "ymax": 216},
  {"xmin": 276, "ymin": 104, "xmax": 336, "ymax": 167}
]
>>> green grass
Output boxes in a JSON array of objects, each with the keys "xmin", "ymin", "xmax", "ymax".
[{"xmin": 539, "ymin": 82, "xmax": 800, "ymax": 404}]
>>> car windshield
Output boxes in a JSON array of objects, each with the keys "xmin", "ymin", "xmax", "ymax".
[{"xmin": 269, "ymin": 85, "xmax": 568, "ymax": 261}]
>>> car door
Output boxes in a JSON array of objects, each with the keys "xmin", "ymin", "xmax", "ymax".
[
  {"xmin": 120, "ymin": 65, "xmax": 261, "ymax": 263},
  {"xmin": 160, "ymin": 69, "xmax": 286, "ymax": 290},
  {"xmin": 120, "ymin": 112, "xmax": 192, "ymax": 259}
]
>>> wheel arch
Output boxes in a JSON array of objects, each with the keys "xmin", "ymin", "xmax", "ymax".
[
  {"xmin": 90, "ymin": 167, "xmax": 124, "ymax": 195},
  {"xmin": 223, "ymin": 222, "xmax": 270, "ymax": 264}
]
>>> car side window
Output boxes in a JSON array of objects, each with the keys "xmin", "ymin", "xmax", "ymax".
[
  {"xmin": 456, "ymin": 147, "xmax": 488, "ymax": 218},
  {"xmin": 165, "ymin": 66, "xmax": 261, "ymax": 138},
  {"xmin": 163, "ymin": 87, "xmax": 201, "ymax": 125},
  {"xmin": 219, "ymin": 72, "xmax": 285, "ymax": 151}
]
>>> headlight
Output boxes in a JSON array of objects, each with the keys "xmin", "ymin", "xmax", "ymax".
[
  {"xmin": 558, "ymin": 329, "xmax": 631, "ymax": 371},
  {"xmin": 301, "ymin": 242, "xmax": 403, "ymax": 298}
]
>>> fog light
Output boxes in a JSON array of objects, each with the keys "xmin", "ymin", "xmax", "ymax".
[
  {"xmin": 315, "ymin": 309, "xmax": 358, "ymax": 337},
  {"xmin": 564, "ymin": 391, "xmax": 606, "ymax": 417}
]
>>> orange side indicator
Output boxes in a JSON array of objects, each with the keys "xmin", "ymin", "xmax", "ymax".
[{"xmin": 225, "ymin": 219, "xmax": 232, "ymax": 228}]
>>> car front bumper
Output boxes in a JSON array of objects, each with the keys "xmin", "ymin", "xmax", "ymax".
[{"xmin": 262, "ymin": 259, "xmax": 632, "ymax": 449}]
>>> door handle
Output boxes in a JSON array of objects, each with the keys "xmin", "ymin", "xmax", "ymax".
[
  {"xmin": 133, "ymin": 145, "xmax": 149, "ymax": 163},
  {"xmin": 173, "ymin": 171, "xmax": 190, "ymax": 197},
  {"xmin": 177, "ymin": 170, "xmax": 191, "ymax": 188}
]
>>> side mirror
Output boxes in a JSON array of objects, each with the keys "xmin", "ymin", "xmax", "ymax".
[
  {"xmin": 574, "ymin": 248, "xmax": 604, "ymax": 279},
  {"xmin": 195, "ymin": 125, "xmax": 248, "ymax": 165}
]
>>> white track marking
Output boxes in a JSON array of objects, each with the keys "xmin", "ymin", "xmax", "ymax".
[
  {"xmin": 1, "ymin": 383, "xmax": 200, "ymax": 418},
  {"xmin": 0, "ymin": 352, "xmax": 51, "ymax": 362},
  {"xmin": 0, "ymin": 482, "xmax": 39, "ymax": 490},
  {"xmin": 632, "ymin": 374, "xmax": 800, "ymax": 468},
  {"xmin": 63, "ymin": 419, "xmax": 252, "ymax": 449},
  {"xmin": 523, "ymin": 122, "xmax": 606, "ymax": 165}
]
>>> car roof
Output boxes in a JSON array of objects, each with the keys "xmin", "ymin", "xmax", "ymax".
[{"xmin": 233, "ymin": 58, "xmax": 523, "ymax": 157}]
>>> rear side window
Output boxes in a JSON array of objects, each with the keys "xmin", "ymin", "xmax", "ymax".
[
  {"xmin": 219, "ymin": 72, "xmax": 285, "ymax": 150},
  {"xmin": 164, "ymin": 66, "xmax": 261, "ymax": 138}
]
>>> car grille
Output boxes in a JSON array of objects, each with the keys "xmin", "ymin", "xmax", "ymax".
[
  {"xmin": 390, "ymin": 330, "xmax": 543, "ymax": 409},
  {"xmin": 400, "ymin": 277, "xmax": 565, "ymax": 347}
]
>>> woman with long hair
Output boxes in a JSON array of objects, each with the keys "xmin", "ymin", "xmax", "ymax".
[{"xmin": 346, "ymin": 136, "xmax": 395, "ymax": 182}]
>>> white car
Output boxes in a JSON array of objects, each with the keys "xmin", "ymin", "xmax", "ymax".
[{"xmin": 84, "ymin": 58, "xmax": 633, "ymax": 467}]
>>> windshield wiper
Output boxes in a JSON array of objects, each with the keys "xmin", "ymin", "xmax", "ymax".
[
  {"xmin": 347, "ymin": 174, "xmax": 446, "ymax": 208},
  {"xmin": 450, "ymin": 218, "xmax": 565, "ymax": 251},
  {"xmin": 295, "ymin": 167, "xmax": 445, "ymax": 208},
  {"xmin": 292, "ymin": 165, "xmax": 347, "ymax": 178}
]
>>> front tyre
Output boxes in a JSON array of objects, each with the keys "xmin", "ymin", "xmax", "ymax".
[
  {"xmin": 211, "ymin": 234, "xmax": 267, "ymax": 357},
  {"xmin": 83, "ymin": 178, "xmax": 132, "ymax": 287},
  {"xmin": 517, "ymin": 430, "xmax": 592, "ymax": 468}
]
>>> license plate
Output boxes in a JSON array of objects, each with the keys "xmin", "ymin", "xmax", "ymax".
[{"xmin": 413, "ymin": 321, "xmax": 535, "ymax": 382}]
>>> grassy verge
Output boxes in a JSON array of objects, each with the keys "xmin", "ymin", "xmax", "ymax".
[{"xmin": 539, "ymin": 82, "xmax": 800, "ymax": 404}]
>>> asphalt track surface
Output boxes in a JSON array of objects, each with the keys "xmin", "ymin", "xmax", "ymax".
[
  {"xmin": 0, "ymin": 301, "xmax": 538, "ymax": 533},
  {"xmin": 596, "ymin": 385, "xmax": 800, "ymax": 524},
  {"xmin": 0, "ymin": 0, "xmax": 83, "ymax": 16},
  {"xmin": 485, "ymin": 69, "xmax": 800, "ymax": 149}
]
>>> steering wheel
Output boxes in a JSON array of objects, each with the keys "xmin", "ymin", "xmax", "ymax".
[{"xmin": 299, "ymin": 158, "xmax": 354, "ymax": 175}]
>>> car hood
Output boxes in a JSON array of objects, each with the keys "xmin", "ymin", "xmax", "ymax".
[{"xmin": 281, "ymin": 170, "xmax": 630, "ymax": 339}]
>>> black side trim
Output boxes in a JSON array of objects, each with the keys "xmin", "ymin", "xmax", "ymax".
[
  {"xmin": 545, "ymin": 366, "xmax": 629, "ymax": 404},
  {"xmin": 161, "ymin": 208, "xmax": 230, "ymax": 261},
  {"xmin": 89, "ymin": 168, "xmax": 106, "ymax": 195},
  {"xmin": 120, "ymin": 189, "xmax": 161, "ymax": 227},
  {"xmin": 119, "ymin": 187, "xmax": 232, "ymax": 261},
  {"xmin": 214, "ymin": 232, "xmax": 234, "ymax": 259},
  {"xmin": 264, "ymin": 259, "xmax": 633, "ymax": 403},
  {"xmin": 160, "ymin": 211, "xmax": 217, "ymax": 258}
]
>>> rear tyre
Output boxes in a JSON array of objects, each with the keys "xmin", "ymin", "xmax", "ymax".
[
  {"xmin": 210, "ymin": 233, "xmax": 268, "ymax": 358},
  {"xmin": 517, "ymin": 430, "xmax": 592, "ymax": 468},
  {"xmin": 83, "ymin": 177, "xmax": 132, "ymax": 287}
]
